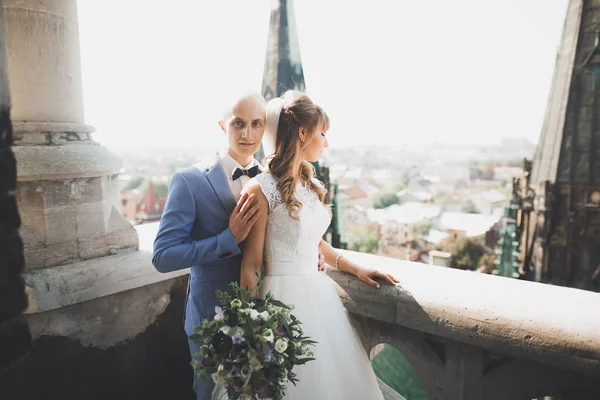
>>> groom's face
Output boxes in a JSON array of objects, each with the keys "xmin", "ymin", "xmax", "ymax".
[{"xmin": 220, "ymin": 95, "xmax": 266, "ymax": 164}]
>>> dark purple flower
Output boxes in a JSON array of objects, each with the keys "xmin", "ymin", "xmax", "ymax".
[
  {"xmin": 211, "ymin": 331, "xmax": 232, "ymax": 354},
  {"xmin": 251, "ymin": 297, "xmax": 266, "ymax": 307},
  {"xmin": 263, "ymin": 347, "xmax": 275, "ymax": 362},
  {"xmin": 230, "ymin": 365, "xmax": 242, "ymax": 378},
  {"xmin": 254, "ymin": 377, "xmax": 274, "ymax": 398},
  {"xmin": 232, "ymin": 377, "xmax": 245, "ymax": 392},
  {"xmin": 232, "ymin": 334, "xmax": 246, "ymax": 345},
  {"xmin": 273, "ymin": 326, "xmax": 285, "ymax": 337}
]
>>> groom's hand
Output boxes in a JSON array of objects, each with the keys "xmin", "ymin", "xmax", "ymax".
[{"xmin": 229, "ymin": 192, "xmax": 261, "ymax": 244}]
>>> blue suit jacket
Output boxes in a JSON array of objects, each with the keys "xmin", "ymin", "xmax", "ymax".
[{"xmin": 152, "ymin": 156, "xmax": 246, "ymax": 336}]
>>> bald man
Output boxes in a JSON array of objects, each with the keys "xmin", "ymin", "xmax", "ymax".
[{"xmin": 153, "ymin": 91, "xmax": 266, "ymax": 399}]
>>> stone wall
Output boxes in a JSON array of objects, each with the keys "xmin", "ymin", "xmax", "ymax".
[
  {"xmin": 0, "ymin": 277, "xmax": 194, "ymax": 400},
  {"xmin": 0, "ymin": 2, "xmax": 32, "ymax": 377}
]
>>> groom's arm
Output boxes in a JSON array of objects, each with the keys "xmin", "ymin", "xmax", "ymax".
[{"xmin": 152, "ymin": 172, "xmax": 240, "ymax": 273}]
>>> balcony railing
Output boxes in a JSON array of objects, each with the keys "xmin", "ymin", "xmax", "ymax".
[
  {"xmin": 22, "ymin": 225, "xmax": 600, "ymax": 399},
  {"xmin": 327, "ymin": 250, "xmax": 600, "ymax": 400}
]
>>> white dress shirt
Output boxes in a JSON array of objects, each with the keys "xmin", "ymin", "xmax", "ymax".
[{"xmin": 218, "ymin": 151, "xmax": 259, "ymax": 202}]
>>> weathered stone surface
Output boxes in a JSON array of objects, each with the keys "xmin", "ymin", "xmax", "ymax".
[
  {"xmin": 16, "ymin": 174, "xmax": 139, "ymax": 270},
  {"xmin": 532, "ymin": 0, "xmax": 583, "ymax": 184},
  {"xmin": 3, "ymin": 0, "xmax": 85, "ymax": 122},
  {"xmin": 327, "ymin": 251, "xmax": 600, "ymax": 378},
  {"xmin": 27, "ymin": 278, "xmax": 176, "ymax": 348},
  {"xmin": 22, "ymin": 223, "xmax": 187, "ymax": 314},
  {"xmin": 4, "ymin": 0, "xmax": 138, "ymax": 272},
  {"xmin": 13, "ymin": 143, "xmax": 122, "ymax": 181},
  {"xmin": 13, "ymin": 122, "xmax": 95, "ymax": 145},
  {"xmin": 0, "ymin": 278, "xmax": 194, "ymax": 400},
  {"xmin": 327, "ymin": 250, "xmax": 600, "ymax": 399}
]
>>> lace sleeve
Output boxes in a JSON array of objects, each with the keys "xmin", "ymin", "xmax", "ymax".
[{"xmin": 251, "ymin": 173, "xmax": 283, "ymax": 212}]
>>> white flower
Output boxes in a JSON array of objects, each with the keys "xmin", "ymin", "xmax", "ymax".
[
  {"xmin": 276, "ymin": 355, "xmax": 285, "ymax": 365},
  {"xmin": 230, "ymin": 298, "xmax": 243, "ymax": 308},
  {"xmin": 274, "ymin": 338, "xmax": 289, "ymax": 353},
  {"xmin": 248, "ymin": 301, "xmax": 255, "ymax": 307},
  {"xmin": 239, "ymin": 308, "xmax": 252, "ymax": 316},
  {"xmin": 219, "ymin": 325, "xmax": 231, "ymax": 334},
  {"xmin": 240, "ymin": 365, "xmax": 251, "ymax": 378},
  {"xmin": 260, "ymin": 311, "xmax": 270, "ymax": 321},
  {"xmin": 249, "ymin": 357, "xmax": 263, "ymax": 372},
  {"xmin": 234, "ymin": 326, "xmax": 245, "ymax": 337},
  {"xmin": 250, "ymin": 309, "xmax": 260, "ymax": 320},
  {"xmin": 262, "ymin": 329, "xmax": 274, "ymax": 343},
  {"xmin": 214, "ymin": 306, "xmax": 226, "ymax": 321},
  {"xmin": 211, "ymin": 372, "xmax": 224, "ymax": 384}
]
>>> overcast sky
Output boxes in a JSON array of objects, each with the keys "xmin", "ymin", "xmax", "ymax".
[{"xmin": 77, "ymin": 0, "xmax": 569, "ymax": 152}]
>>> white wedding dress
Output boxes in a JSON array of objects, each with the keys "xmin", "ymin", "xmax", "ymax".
[{"xmin": 243, "ymin": 172, "xmax": 390, "ymax": 399}]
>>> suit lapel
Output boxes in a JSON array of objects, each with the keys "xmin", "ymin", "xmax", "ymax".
[{"xmin": 206, "ymin": 158, "xmax": 237, "ymax": 214}]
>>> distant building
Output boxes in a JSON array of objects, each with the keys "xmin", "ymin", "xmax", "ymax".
[
  {"xmin": 338, "ymin": 185, "xmax": 371, "ymax": 209},
  {"xmin": 120, "ymin": 179, "xmax": 168, "ymax": 224},
  {"xmin": 420, "ymin": 228, "xmax": 451, "ymax": 247},
  {"xmin": 397, "ymin": 189, "xmax": 433, "ymax": 203},
  {"xmin": 434, "ymin": 211, "xmax": 500, "ymax": 238},
  {"xmin": 472, "ymin": 189, "xmax": 508, "ymax": 216},
  {"xmin": 367, "ymin": 202, "xmax": 442, "ymax": 246},
  {"xmin": 429, "ymin": 250, "xmax": 452, "ymax": 267}
]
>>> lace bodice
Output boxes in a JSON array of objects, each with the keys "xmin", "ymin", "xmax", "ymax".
[{"xmin": 250, "ymin": 173, "xmax": 331, "ymax": 276}]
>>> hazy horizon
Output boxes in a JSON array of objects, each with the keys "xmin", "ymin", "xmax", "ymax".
[{"xmin": 78, "ymin": 0, "xmax": 569, "ymax": 153}]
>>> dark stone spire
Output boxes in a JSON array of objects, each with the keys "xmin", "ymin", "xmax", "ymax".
[
  {"xmin": 261, "ymin": 0, "xmax": 305, "ymax": 102},
  {"xmin": 256, "ymin": 0, "xmax": 305, "ymax": 162},
  {"xmin": 526, "ymin": 0, "xmax": 600, "ymax": 290}
]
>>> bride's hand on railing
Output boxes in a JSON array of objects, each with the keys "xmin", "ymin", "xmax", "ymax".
[{"xmin": 355, "ymin": 267, "xmax": 399, "ymax": 289}]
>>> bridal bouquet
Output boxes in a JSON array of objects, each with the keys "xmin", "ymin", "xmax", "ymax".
[{"xmin": 190, "ymin": 279, "xmax": 316, "ymax": 400}]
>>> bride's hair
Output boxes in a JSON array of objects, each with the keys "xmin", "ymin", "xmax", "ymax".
[{"xmin": 267, "ymin": 90, "xmax": 330, "ymax": 219}]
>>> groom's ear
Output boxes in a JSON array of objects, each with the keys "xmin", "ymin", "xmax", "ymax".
[{"xmin": 218, "ymin": 120, "xmax": 226, "ymax": 133}]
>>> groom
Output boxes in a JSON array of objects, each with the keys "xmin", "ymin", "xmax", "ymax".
[{"xmin": 152, "ymin": 91, "xmax": 267, "ymax": 399}]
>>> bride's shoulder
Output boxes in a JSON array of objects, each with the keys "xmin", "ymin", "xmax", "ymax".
[
  {"xmin": 248, "ymin": 171, "xmax": 277, "ymax": 188},
  {"xmin": 244, "ymin": 172, "xmax": 282, "ymax": 211}
]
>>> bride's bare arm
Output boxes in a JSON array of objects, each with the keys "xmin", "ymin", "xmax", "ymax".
[
  {"xmin": 240, "ymin": 183, "xmax": 269, "ymax": 293},
  {"xmin": 318, "ymin": 239, "xmax": 358, "ymax": 275},
  {"xmin": 318, "ymin": 240, "xmax": 399, "ymax": 288}
]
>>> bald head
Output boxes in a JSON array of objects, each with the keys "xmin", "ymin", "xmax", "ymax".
[
  {"xmin": 220, "ymin": 90, "xmax": 266, "ymax": 122},
  {"xmin": 218, "ymin": 90, "xmax": 266, "ymax": 166}
]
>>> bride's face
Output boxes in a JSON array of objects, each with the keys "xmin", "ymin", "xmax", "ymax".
[{"xmin": 301, "ymin": 122, "xmax": 328, "ymax": 162}]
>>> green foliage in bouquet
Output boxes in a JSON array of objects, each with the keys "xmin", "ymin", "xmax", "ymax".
[{"xmin": 189, "ymin": 277, "xmax": 316, "ymax": 400}]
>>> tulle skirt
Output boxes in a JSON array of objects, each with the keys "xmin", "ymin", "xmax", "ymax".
[{"xmin": 260, "ymin": 271, "xmax": 385, "ymax": 400}]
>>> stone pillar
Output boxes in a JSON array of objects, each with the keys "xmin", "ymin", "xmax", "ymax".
[{"xmin": 2, "ymin": 0, "xmax": 138, "ymax": 270}]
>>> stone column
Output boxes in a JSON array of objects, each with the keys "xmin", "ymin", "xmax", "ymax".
[{"xmin": 2, "ymin": 0, "xmax": 138, "ymax": 270}]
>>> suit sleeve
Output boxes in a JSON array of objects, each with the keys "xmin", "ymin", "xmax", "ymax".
[{"xmin": 152, "ymin": 172, "xmax": 241, "ymax": 273}]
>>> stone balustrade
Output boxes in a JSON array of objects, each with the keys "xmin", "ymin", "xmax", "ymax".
[
  {"xmin": 21, "ymin": 222, "xmax": 600, "ymax": 399},
  {"xmin": 327, "ymin": 250, "xmax": 600, "ymax": 400}
]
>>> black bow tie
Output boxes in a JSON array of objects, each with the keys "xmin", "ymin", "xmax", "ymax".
[{"xmin": 231, "ymin": 165, "xmax": 261, "ymax": 181}]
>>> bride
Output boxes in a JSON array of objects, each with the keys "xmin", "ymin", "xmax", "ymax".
[{"xmin": 233, "ymin": 90, "xmax": 402, "ymax": 399}]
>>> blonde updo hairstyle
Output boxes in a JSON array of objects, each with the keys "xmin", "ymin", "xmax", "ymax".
[{"xmin": 267, "ymin": 91, "xmax": 330, "ymax": 219}]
